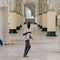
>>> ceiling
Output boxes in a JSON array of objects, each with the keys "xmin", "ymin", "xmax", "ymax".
[
  {"xmin": 25, "ymin": 0, "xmax": 38, "ymax": 5},
  {"xmin": 25, "ymin": 0, "xmax": 36, "ymax": 3}
]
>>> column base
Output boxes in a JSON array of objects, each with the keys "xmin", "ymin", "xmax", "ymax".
[
  {"xmin": 16, "ymin": 26, "xmax": 20, "ymax": 30},
  {"xmin": 34, "ymin": 22, "xmax": 37, "ymax": 25},
  {"xmin": 42, "ymin": 28, "xmax": 47, "ymax": 31},
  {"xmin": 24, "ymin": 22, "xmax": 26, "ymax": 24},
  {"xmin": 46, "ymin": 31, "xmax": 56, "ymax": 36},
  {"xmin": 9, "ymin": 29, "xmax": 17, "ymax": 33},
  {"xmin": 37, "ymin": 24, "xmax": 42, "ymax": 28},
  {"xmin": 20, "ymin": 25, "xmax": 22, "ymax": 28},
  {"xmin": 37, "ymin": 24, "xmax": 40, "ymax": 27},
  {"xmin": 39, "ymin": 25, "xmax": 42, "ymax": 28}
]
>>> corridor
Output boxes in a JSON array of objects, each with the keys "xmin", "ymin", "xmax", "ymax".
[
  {"xmin": 0, "ymin": 24, "xmax": 60, "ymax": 60},
  {"xmin": 0, "ymin": 0, "xmax": 60, "ymax": 60}
]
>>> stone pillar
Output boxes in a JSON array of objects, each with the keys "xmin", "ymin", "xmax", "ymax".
[
  {"xmin": 0, "ymin": 0, "xmax": 8, "ymax": 43},
  {"xmin": 38, "ymin": 0, "xmax": 42, "ymax": 28},
  {"xmin": 42, "ymin": 13, "xmax": 47, "ymax": 31},
  {"xmin": 20, "ymin": 14, "xmax": 23, "ymax": 27},
  {"xmin": 42, "ymin": 0, "xmax": 47, "ymax": 31},
  {"xmin": 47, "ymin": 0, "xmax": 57, "ymax": 36},
  {"xmin": 20, "ymin": 2, "xmax": 25, "ymax": 27},
  {"xmin": 37, "ymin": 14, "xmax": 41, "ymax": 28},
  {"xmin": 39, "ymin": 14, "xmax": 42, "ymax": 28},
  {"xmin": 16, "ymin": 0, "xmax": 21, "ymax": 30},
  {"xmin": 35, "ymin": 4, "xmax": 38, "ymax": 24},
  {"xmin": 16, "ymin": 13, "xmax": 20, "ymax": 30},
  {"xmin": 9, "ymin": 0, "xmax": 17, "ymax": 33}
]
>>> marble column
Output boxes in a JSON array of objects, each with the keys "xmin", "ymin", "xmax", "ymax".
[
  {"xmin": 9, "ymin": 0, "xmax": 17, "ymax": 33},
  {"xmin": 38, "ymin": 0, "xmax": 42, "ymax": 28},
  {"xmin": 47, "ymin": 0, "xmax": 57, "ymax": 36},
  {"xmin": 20, "ymin": 2, "xmax": 25, "ymax": 27},
  {"xmin": 16, "ymin": 0, "xmax": 21, "ymax": 30},
  {"xmin": 0, "ymin": 0, "xmax": 8, "ymax": 43},
  {"xmin": 42, "ymin": 13, "xmax": 47, "ymax": 31},
  {"xmin": 42, "ymin": 0, "xmax": 47, "ymax": 31}
]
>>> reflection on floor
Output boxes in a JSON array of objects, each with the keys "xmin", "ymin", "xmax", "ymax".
[{"xmin": 0, "ymin": 24, "xmax": 60, "ymax": 60}]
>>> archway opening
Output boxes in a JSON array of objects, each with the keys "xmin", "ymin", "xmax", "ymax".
[{"xmin": 24, "ymin": 4, "xmax": 35, "ymax": 23}]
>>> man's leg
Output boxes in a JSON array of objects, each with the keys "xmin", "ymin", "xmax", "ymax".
[
  {"xmin": 25, "ymin": 40, "xmax": 31, "ymax": 56},
  {"xmin": 23, "ymin": 40, "xmax": 31, "ymax": 57},
  {"xmin": 24, "ymin": 40, "xmax": 28, "ymax": 57},
  {"xmin": 23, "ymin": 41, "xmax": 27, "ymax": 57}
]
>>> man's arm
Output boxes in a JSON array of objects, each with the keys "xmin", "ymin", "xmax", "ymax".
[{"xmin": 23, "ymin": 32, "xmax": 31, "ymax": 36}]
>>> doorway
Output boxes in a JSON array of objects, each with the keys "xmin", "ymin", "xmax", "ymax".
[{"xmin": 24, "ymin": 4, "xmax": 35, "ymax": 23}]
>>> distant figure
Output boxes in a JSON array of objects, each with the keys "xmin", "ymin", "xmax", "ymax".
[
  {"xmin": 23, "ymin": 22, "xmax": 33, "ymax": 57},
  {"xmin": 0, "ymin": 39, "xmax": 3, "ymax": 45}
]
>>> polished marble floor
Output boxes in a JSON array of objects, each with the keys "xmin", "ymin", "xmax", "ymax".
[{"xmin": 0, "ymin": 24, "xmax": 60, "ymax": 60}]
